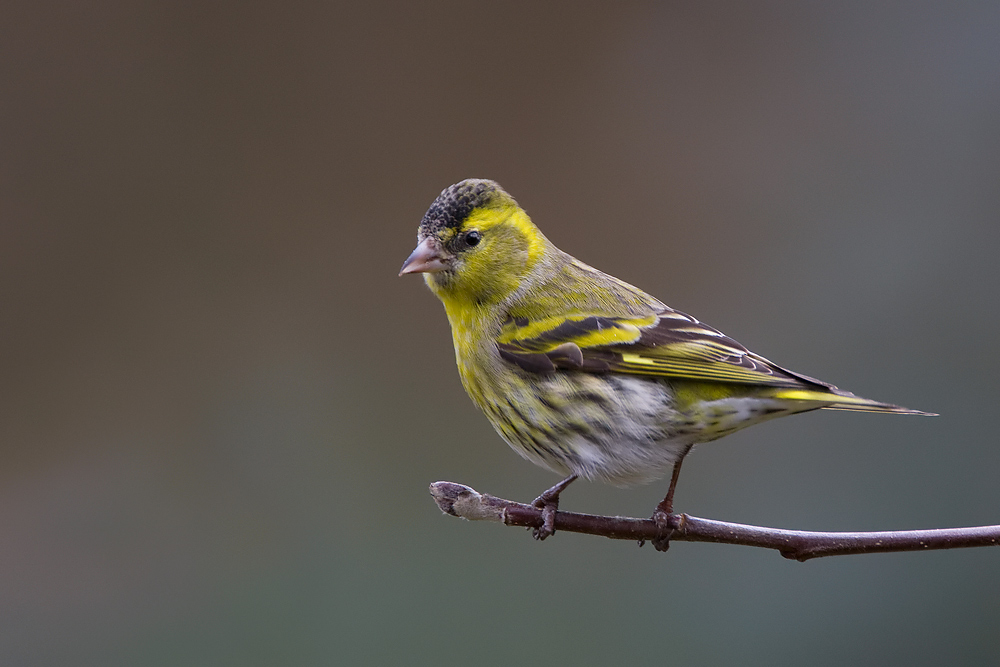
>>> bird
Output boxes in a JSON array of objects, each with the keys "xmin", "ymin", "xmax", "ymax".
[{"xmin": 400, "ymin": 178, "xmax": 933, "ymax": 549}]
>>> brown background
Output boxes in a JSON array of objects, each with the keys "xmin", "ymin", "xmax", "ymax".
[{"xmin": 2, "ymin": 2, "xmax": 999, "ymax": 664}]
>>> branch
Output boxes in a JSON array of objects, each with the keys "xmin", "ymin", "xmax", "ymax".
[{"xmin": 429, "ymin": 481, "xmax": 1000, "ymax": 561}]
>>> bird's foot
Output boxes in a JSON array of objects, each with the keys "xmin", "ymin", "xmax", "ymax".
[
  {"xmin": 530, "ymin": 475, "xmax": 577, "ymax": 540},
  {"xmin": 532, "ymin": 504, "xmax": 558, "ymax": 541},
  {"xmin": 650, "ymin": 508, "xmax": 682, "ymax": 552}
]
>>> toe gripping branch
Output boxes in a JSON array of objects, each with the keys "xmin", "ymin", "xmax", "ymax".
[{"xmin": 530, "ymin": 475, "xmax": 578, "ymax": 541}]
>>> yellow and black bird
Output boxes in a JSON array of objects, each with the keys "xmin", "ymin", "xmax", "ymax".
[{"xmin": 401, "ymin": 179, "xmax": 933, "ymax": 546}]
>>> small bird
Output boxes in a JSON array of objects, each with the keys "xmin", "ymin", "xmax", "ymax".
[{"xmin": 401, "ymin": 179, "xmax": 933, "ymax": 548}]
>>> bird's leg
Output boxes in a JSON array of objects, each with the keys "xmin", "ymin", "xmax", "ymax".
[
  {"xmin": 650, "ymin": 445, "xmax": 693, "ymax": 551},
  {"xmin": 656, "ymin": 449, "xmax": 690, "ymax": 516},
  {"xmin": 530, "ymin": 474, "xmax": 578, "ymax": 540}
]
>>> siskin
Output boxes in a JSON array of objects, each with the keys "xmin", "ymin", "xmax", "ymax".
[{"xmin": 401, "ymin": 179, "xmax": 933, "ymax": 547}]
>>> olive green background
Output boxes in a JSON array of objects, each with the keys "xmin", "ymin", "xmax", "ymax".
[{"xmin": 3, "ymin": 2, "xmax": 998, "ymax": 665}]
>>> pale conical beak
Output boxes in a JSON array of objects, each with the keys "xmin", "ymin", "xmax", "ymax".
[{"xmin": 399, "ymin": 237, "xmax": 452, "ymax": 276}]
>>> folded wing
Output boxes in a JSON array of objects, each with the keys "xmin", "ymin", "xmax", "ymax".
[{"xmin": 496, "ymin": 308, "xmax": 933, "ymax": 415}]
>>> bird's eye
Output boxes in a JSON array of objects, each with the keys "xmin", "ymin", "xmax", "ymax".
[{"xmin": 464, "ymin": 230, "xmax": 481, "ymax": 247}]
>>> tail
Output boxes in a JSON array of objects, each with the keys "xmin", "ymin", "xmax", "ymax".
[{"xmin": 770, "ymin": 388, "xmax": 937, "ymax": 416}]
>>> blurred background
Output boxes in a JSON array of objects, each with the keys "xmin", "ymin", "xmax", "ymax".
[{"xmin": 2, "ymin": 2, "xmax": 999, "ymax": 664}]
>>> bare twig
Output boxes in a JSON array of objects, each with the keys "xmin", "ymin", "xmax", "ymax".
[{"xmin": 429, "ymin": 481, "xmax": 1000, "ymax": 561}]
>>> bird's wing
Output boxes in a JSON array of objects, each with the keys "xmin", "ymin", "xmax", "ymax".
[{"xmin": 496, "ymin": 307, "xmax": 833, "ymax": 389}]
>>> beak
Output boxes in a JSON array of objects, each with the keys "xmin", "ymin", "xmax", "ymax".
[{"xmin": 399, "ymin": 237, "xmax": 452, "ymax": 276}]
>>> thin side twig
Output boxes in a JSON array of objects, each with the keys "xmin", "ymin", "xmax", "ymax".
[{"xmin": 429, "ymin": 481, "xmax": 1000, "ymax": 561}]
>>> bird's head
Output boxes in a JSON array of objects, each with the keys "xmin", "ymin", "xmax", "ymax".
[{"xmin": 400, "ymin": 179, "xmax": 547, "ymax": 307}]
